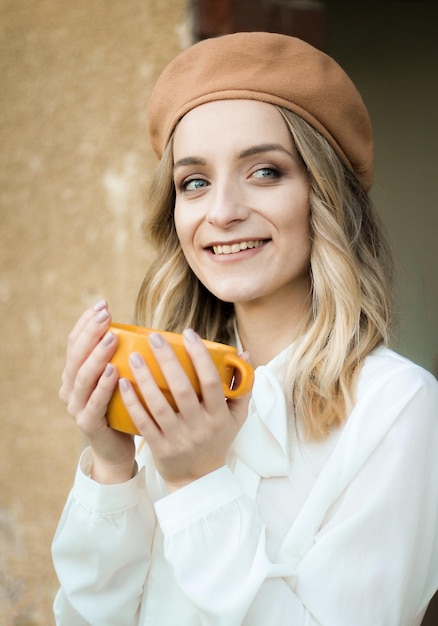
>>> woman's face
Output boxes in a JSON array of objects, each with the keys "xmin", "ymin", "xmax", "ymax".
[{"xmin": 172, "ymin": 100, "xmax": 311, "ymax": 309}]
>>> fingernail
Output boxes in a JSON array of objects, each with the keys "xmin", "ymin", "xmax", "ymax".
[
  {"xmin": 102, "ymin": 332, "xmax": 115, "ymax": 346},
  {"xmin": 104, "ymin": 363, "xmax": 115, "ymax": 377},
  {"xmin": 119, "ymin": 378, "xmax": 130, "ymax": 392},
  {"xmin": 96, "ymin": 309, "xmax": 110, "ymax": 324},
  {"xmin": 93, "ymin": 299, "xmax": 107, "ymax": 311},
  {"xmin": 129, "ymin": 352, "xmax": 144, "ymax": 368},
  {"xmin": 183, "ymin": 328, "xmax": 198, "ymax": 344},
  {"xmin": 149, "ymin": 333, "xmax": 164, "ymax": 349}
]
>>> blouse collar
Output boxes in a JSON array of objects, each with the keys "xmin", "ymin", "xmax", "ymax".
[{"xmin": 231, "ymin": 327, "xmax": 294, "ymax": 478}]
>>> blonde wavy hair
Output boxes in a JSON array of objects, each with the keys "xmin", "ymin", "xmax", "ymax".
[{"xmin": 136, "ymin": 107, "xmax": 394, "ymax": 438}]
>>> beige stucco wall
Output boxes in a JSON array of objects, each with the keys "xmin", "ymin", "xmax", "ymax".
[
  {"xmin": 1, "ymin": 1, "xmax": 437, "ymax": 624},
  {"xmin": 0, "ymin": 1, "xmax": 188, "ymax": 623}
]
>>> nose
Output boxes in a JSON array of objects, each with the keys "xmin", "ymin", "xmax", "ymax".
[{"xmin": 206, "ymin": 178, "xmax": 250, "ymax": 228}]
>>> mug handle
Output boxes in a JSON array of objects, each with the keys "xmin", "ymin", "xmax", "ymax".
[{"xmin": 222, "ymin": 353, "xmax": 254, "ymax": 399}]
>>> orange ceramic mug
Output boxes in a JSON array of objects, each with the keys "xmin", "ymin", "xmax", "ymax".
[{"xmin": 106, "ymin": 322, "xmax": 254, "ymax": 435}]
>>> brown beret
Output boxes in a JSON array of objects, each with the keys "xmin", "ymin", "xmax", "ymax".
[{"xmin": 147, "ymin": 32, "xmax": 374, "ymax": 191}]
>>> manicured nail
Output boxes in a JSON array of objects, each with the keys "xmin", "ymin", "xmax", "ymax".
[
  {"xmin": 102, "ymin": 332, "xmax": 115, "ymax": 346},
  {"xmin": 149, "ymin": 333, "xmax": 164, "ymax": 349},
  {"xmin": 129, "ymin": 352, "xmax": 144, "ymax": 368},
  {"xmin": 183, "ymin": 328, "xmax": 198, "ymax": 344},
  {"xmin": 95, "ymin": 309, "xmax": 110, "ymax": 324},
  {"xmin": 119, "ymin": 378, "xmax": 130, "ymax": 392},
  {"xmin": 93, "ymin": 299, "xmax": 107, "ymax": 311},
  {"xmin": 104, "ymin": 363, "xmax": 115, "ymax": 377}
]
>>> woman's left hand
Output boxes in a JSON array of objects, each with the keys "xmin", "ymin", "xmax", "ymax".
[{"xmin": 119, "ymin": 329, "xmax": 250, "ymax": 491}]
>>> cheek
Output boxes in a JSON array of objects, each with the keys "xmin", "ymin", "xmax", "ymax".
[
  {"xmin": 284, "ymin": 201, "xmax": 312, "ymax": 265},
  {"xmin": 174, "ymin": 205, "xmax": 197, "ymax": 260},
  {"xmin": 284, "ymin": 196, "xmax": 311, "ymax": 239},
  {"xmin": 173, "ymin": 207, "xmax": 182, "ymax": 239},
  {"xmin": 173, "ymin": 204, "xmax": 188, "ymax": 244}
]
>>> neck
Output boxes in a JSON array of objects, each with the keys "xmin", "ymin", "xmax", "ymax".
[{"xmin": 234, "ymin": 282, "xmax": 310, "ymax": 367}]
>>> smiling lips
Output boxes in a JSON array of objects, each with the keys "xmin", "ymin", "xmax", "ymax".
[{"xmin": 212, "ymin": 240, "xmax": 265, "ymax": 255}]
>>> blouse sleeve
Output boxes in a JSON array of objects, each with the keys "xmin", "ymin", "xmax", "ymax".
[
  {"xmin": 51, "ymin": 447, "xmax": 155, "ymax": 626},
  {"xmin": 155, "ymin": 467, "xmax": 314, "ymax": 626},
  {"xmin": 154, "ymin": 361, "xmax": 438, "ymax": 626}
]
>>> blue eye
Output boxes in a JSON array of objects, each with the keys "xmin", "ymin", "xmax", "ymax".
[
  {"xmin": 252, "ymin": 167, "xmax": 281, "ymax": 179},
  {"xmin": 183, "ymin": 178, "xmax": 208, "ymax": 191}
]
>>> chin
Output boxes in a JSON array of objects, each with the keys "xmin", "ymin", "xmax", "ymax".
[
  {"xmin": 211, "ymin": 287, "xmax": 261, "ymax": 305},
  {"xmin": 199, "ymin": 275, "xmax": 266, "ymax": 304}
]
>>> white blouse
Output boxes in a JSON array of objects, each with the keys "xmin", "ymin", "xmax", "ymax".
[{"xmin": 52, "ymin": 345, "xmax": 438, "ymax": 625}]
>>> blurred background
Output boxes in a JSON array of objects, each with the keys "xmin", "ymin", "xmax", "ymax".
[{"xmin": 1, "ymin": 1, "xmax": 437, "ymax": 623}]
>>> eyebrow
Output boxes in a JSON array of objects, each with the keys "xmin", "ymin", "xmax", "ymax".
[
  {"xmin": 173, "ymin": 156, "xmax": 207, "ymax": 169},
  {"xmin": 173, "ymin": 143, "xmax": 294, "ymax": 170},
  {"xmin": 238, "ymin": 143, "xmax": 294, "ymax": 159}
]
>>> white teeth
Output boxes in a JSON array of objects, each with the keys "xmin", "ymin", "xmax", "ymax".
[{"xmin": 212, "ymin": 240, "xmax": 264, "ymax": 255}]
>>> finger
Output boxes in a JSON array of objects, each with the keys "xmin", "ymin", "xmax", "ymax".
[
  {"xmin": 226, "ymin": 392, "xmax": 251, "ymax": 429},
  {"xmin": 182, "ymin": 329, "xmax": 227, "ymax": 413},
  {"xmin": 62, "ymin": 306, "xmax": 113, "ymax": 397},
  {"xmin": 127, "ymin": 351, "xmax": 181, "ymax": 431},
  {"xmin": 69, "ymin": 299, "xmax": 108, "ymax": 341},
  {"xmin": 67, "ymin": 305, "xmax": 111, "ymax": 364},
  {"xmin": 65, "ymin": 330, "xmax": 118, "ymax": 413},
  {"xmin": 74, "ymin": 363, "xmax": 119, "ymax": 436},
  {"xmin": 118, "ymin": 376, "xmax": 163, "ymax": 442},
  {"xmin": 146, "ymin": 333, "xmax": 203, "ymax": 418}
]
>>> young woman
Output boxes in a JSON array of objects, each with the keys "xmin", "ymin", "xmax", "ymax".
[{"xmin": 52, "ymin": 33, "xmax": 438, "ymax": 625}]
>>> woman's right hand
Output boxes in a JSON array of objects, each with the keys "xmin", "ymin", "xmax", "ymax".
[{"xmin": 59, "ymin": 300, "xmax": 136, "ymax": 483}]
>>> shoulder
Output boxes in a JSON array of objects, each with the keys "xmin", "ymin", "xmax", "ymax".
[
  {"xmin": 337, "ymin": 348, "xmax": 438, "ymax": 470},
  {"xmin": 359, "ymin": 345, "xmax": 437, "ymax": 398},
  {"xmin": 351, "ymin": 346, "xmax": 438, "ymax": 438}
]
